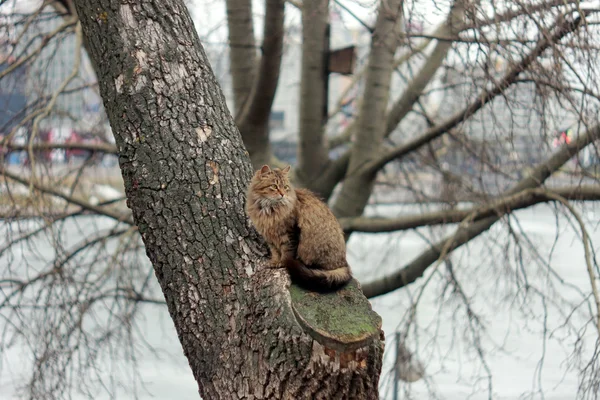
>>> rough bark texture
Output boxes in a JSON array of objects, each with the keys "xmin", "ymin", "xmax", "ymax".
[
  {"xmin": 331, "ymin": 0, "xmax": 403, "ymax": 218},
  {"xmin": 72, "ymin": 0, "xmax": 383, "ymax": 398},
  {"xmin": 297, "ymin": 0, "xmax": 330, "ymax": 186}
]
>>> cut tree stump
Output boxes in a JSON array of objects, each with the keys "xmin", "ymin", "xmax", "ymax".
[{"xmin": 289, "ymin": 279, "xmax": 382, "ymax": 352}]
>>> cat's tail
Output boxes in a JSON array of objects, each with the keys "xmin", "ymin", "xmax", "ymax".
[{"xmin": 283, "ymin": 259, "xmax": 352, "ymax": 292}]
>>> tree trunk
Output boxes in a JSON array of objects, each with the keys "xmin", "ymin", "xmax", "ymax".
[
  {"xmin": 332, "ymin": 0, "xmax": 403, "ymax": 218},
  {"xmin": 235, "ymin": 0, "xmax": 286, "ymax": 169},
  {"xmin": 226, "ymin": 0, "xmax": 257, "ymax": 115},
  {"xmin": 297, "ymin": 0, "xmax": 330, "ymax": 186},
  {"xmin": 72, "ymin": 0, "xmax": 383, "ymax": 398}
]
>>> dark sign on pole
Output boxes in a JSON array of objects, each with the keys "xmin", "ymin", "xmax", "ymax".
[{"xmin": 328, "ymin": 45, "xmax": 356, "ymax": 75}]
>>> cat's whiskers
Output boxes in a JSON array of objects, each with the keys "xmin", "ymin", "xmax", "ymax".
[{"xmin": 257, "ymin": 195, "xmax": 293, "ymax": 212}]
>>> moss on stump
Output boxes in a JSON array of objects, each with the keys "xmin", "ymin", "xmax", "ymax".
[{"xmin": 289, "ymin": 279, "xmax": 382, "ymax": 352}]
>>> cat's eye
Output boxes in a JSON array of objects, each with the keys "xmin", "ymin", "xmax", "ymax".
[
  {"xmin": 284, "ymin": 185, "xmax": 290, "ymax": 190},
  {"xmin": 270, "ymin": 184, "xmax": 277, "ymax": 189}
]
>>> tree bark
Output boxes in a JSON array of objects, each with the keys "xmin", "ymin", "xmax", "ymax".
[{"xmin": 72, "ymin": 0, "xmax": 383, "ymax": 398}]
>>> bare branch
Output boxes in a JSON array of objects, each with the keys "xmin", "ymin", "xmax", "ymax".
[
  {"xmin": 0, "ymin": 167, "xmax": 133, "ymax": 224},
  {"xmin": 3, "ymin": 142, "xmax": 118, "ymax": 154},
  {"xmin": 25, "ymin": 21, "xmax": 84, "ymax": 180},
  {"xmin": 341, "ymin": 185, "xmax": 600, "ymax": 234},
  {"xmin": 327, "ymin": 33, "xmax": 438, "ymax": 149},
  {"xmin": 333, "ymin": 0, "xmax": 372, "ymax": 32},
  {"xmin": 326, "ymin": 0, "xmax": 578, "ymax": 148},
  {"xmin": 362, "ymin": 122, "xmax": 600, "ymax": 298},
  {"xmin": 540, "ymin": 191, "xmax": 600, "ymax": 334},
  {"xmin": 463, "ymin": 0, "xmax": 582, "ymax": 31},
  {"xmin": 385, "ymin": 0, "xmax": 466, "ymax": 139},
  {"xmin": 359, "ymin": 13, "xmax": 586, "ymax": 177},
  {"xmin": 286, "ymin": 0, "xmax": 301, "ymax": 9},
  {"xmin": 0, "ymin": 16, "xmax": 78, "ymax": 81}
]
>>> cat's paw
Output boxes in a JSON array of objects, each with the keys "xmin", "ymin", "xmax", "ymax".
[{"xmin": 268, "ymin": 260, "xmax": 284, "ymax": 269}]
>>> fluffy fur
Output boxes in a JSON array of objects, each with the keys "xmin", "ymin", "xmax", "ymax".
[{"xmin": 246, "ymin": 165, "xmax": 352, "ymax": 291}]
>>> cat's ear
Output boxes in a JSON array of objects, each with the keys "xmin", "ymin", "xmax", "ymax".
[
  {"xmin": 260, "ymin": 165, "xmax": 271, "ymax": 174},
  {"xmin": 281, "ymin": 165, "xmax": 291, "ymax": 174}
]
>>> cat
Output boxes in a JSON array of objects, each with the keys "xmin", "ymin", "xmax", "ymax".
[{"xmin": 245, "ymin": 164, "xmax": 352, "ymax": 291}]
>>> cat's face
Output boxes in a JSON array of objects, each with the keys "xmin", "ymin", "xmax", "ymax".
[{"xmin": 251, "ymin": 165, "xmax": 295, "ymax": 206}]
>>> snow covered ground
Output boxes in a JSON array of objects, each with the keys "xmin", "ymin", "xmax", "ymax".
[
  {"xmin": 1, "ymin": 202, "xmax": 598, "ymax": 399},
  {"xmin": 360, "ymin": 203, "xmax": 599, "ymax": 399}
]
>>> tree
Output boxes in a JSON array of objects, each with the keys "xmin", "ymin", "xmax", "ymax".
[
  {"xmin": 3, "ymin": 0, "xmax": 383, "ymax": 398},
  {"xmin": 1, "ymin": 0, "xmax": 600, "ymax": 398}
]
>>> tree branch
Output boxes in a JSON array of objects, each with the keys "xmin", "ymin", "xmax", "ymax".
[
  {"xmin": 0, "ymin": 167, "xmax": 133, "ymax": 224},
  {"xmin": 3, "ymin": 142, "xmax": 118, "ymax": 154},
  {"xmin": 334, "ymin": 0, "xmax": 373, "ymax": 32},
  {"xmin": 286, "ymin": 0, "xmax": 301, "ymax": 9},
  {"xmin": 384, "ymin": 0, "xmax": 466, "ymax": 138},
  {"xmin": 462, "ymin": 0, "xmax": 583, "ymax": 31},
  {"xmin": 341, "ymin": 185, "xmax": 600, "ymax": 234},
  {"xmin": 325, "ymin": 0, "xmax": 576, "ymax": 149},
  {"xmin": 362, "ymin": 122, "xmax": 600, "ymax": 298},
  {"xmin": 358, "ymin": 13, "xmax": 585, "ymax": 177},
  {"xmin": 0, "ymin": 16, "xmax": 78, "ymax": 81},
  {"xmin": 327, "ymin": 32, "xmax": 437, "ymax": 149},
  {"xmin": 540, "ymin": 191, "xmax": 600, "ymax": 334},
  {"xmin": 324, "ymin": 7, "xmax": 589, "ymax": 192}
]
